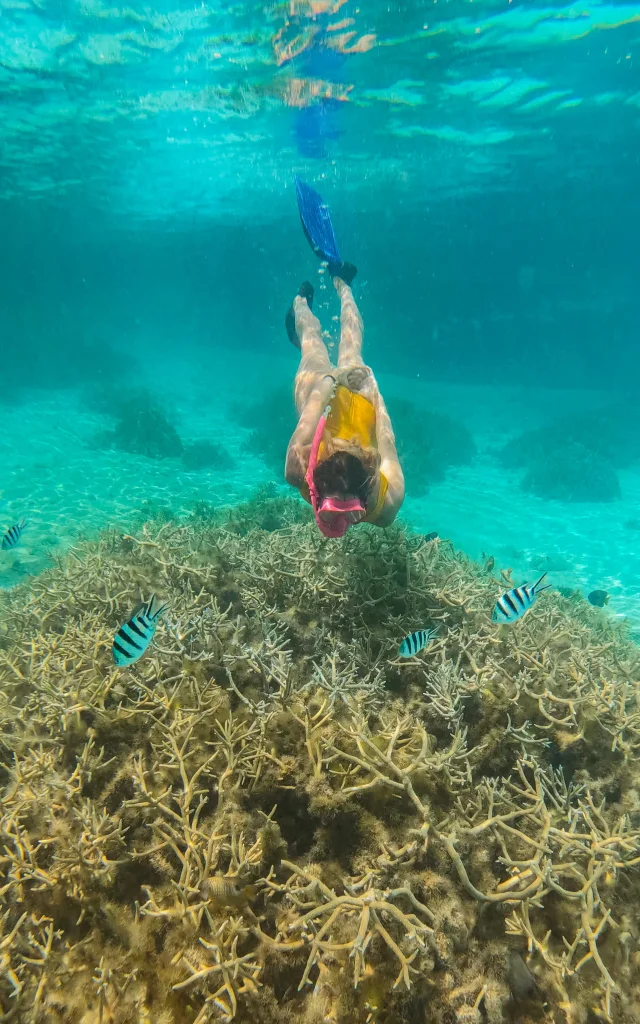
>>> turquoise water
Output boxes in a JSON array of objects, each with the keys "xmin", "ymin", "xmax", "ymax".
[{"xmin": 2, "ymin": 0, "xmax": 640, "ymax": 619}]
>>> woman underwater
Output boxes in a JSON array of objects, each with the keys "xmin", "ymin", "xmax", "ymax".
[{"xmin": 284, "ymin": 264, "xmax": 405, "ymax": 538}]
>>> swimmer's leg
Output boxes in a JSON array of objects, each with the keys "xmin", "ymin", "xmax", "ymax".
[
  {"xmin": 335, "ymin": 277, "xmax": 364, "ymax": 368},
  {"xmin": 285, "ymin": 281, "xmax": 315, "ymax": 348},
  {"xmin": 292, "ymin": 292, "xmax": 333, "ymax": 413}
]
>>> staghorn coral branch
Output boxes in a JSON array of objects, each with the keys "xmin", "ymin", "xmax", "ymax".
[
  {"xmin": 2, "ymin": 507, "xmax": 640, "ymax": 1023},
  {"xmin": 173, "ymin": 918, "xmax": 262, "ymax": 1023},
  {"xmin": 323, "ymin": 710, "xmax": 471, "ymax": 812},
  {"xmin": 264, "ymin": 860, "xmax": 433, "ymax": 992}
]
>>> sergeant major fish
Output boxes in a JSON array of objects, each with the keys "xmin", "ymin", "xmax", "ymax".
[
  {"xmin": 492, "ymin": 573, "xmax": 551, "ymax": 624},
  {"xmin": 398, "ymin": 627, "xmax": 439, "ymax": 657},
  {"xmin": 112, "ymin": 595, "xmax": 168, "ymax": 667},
  {"xmin": 2, "ymin": 517, "xmax": 26, "ymax": 550}
]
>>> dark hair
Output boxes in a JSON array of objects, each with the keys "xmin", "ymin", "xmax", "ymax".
[{"xmin": 313, "ymin": 450, "xmax": 373, "ymax": 504}]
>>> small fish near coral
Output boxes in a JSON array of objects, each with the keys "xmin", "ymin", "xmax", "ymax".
[
  {"xmin": 424, "ymin": 531, "xmax": 439, "ymax": 542},
  {"xmin": 112, "ymin": 595, "xmax": 168, "ymax": 667},
  {"xmin": 398, "ymin": 627, "xmax": 439, "ymax": 657},
  {"xmin": 200, "ymin": 876, "xmax": 257, "ymax": 910},
  {"xmin": 587, "ymin": 589, "xmax": 610, "ymax": 608},
  {"xmin": 492, "ymin": 573, "xmax": 551, "ymax": 624},
  {"xmin": 1, "ymin": 516, "xmax": 26, "ymax": 550}
]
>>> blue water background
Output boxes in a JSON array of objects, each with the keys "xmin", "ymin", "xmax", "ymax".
[{"xmin": 1, "ymin": 0, "xmax": 640, "ymax": 618}]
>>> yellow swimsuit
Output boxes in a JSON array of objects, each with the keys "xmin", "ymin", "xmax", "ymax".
[{"xmin": 316, "ymin": 385, "xmax": 389, "ymax": 524}]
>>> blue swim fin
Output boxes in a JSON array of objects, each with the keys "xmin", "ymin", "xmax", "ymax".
[{"xmin": 295, "ymin": 177, "xmax": 342, "ymax": 265}]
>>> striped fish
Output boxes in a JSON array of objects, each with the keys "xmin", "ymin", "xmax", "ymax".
[
  {"xmin": 398, "ymin": 627, "xmax": 439, "ymax": 658},
  {"xmin": 2, "ymin": 517, "xmax": 26, "ymax": 550},
  {"xmin": 112, "ymin": 595, "xmax": 167, "ymax": 667},
  {"xmin": 492, "ymin": 573, "xmax": 551, "ymax": 624}
]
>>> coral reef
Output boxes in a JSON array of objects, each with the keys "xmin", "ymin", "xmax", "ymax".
[
  {"xmin": 111, "ymin": 396, "xmax": 183, "ymax": 458},
  {"xmin": 522, "ymin": 440, "xmax": 621, "ymax": 502},
  {"xmin": 190, "ymin": 484, "xmax": 311, "ymax": 535},
  {"xmin": 91, "ymin": 390, "xmax": 233, "ymax": 468},
  {"xmin": 501, "ymin": 405, "xmax": 640, "ymax": 473},
  {"xmin": 229, "ymin": 385, "xmax": 296, "ymax": 473},
  {"xmin": 182, "ymin": 441, "xmax": 233, "ymax": 472},
  {"xmin": 0, "ymin": 501, "xmax": 639, "ymax": 1021},
  {"xmin": 90, "ymin": 387, "xmax": 184, "ymax": 459},
  {"xmin": 498, "ymin": 404, "xmax": 640, "ymax": 502},
  {"xmin": 386, "ymin": 397, "xmax": 476, "ymax": 496}
]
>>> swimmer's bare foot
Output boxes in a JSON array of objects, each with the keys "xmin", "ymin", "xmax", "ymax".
[{"xmin": 285, "ymin": 281, "xmax": 314, "ymax": 348}]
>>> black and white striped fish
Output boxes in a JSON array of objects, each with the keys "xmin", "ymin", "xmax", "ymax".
[
  {"xmin": 112, "ymin": 595, "xmax": 168, "ymax": 667},
  {"xmin": 2, "ymin": 517, "xmax": 26, "ymax": 550},
  {"xmin": 492, "ymin": 573, "xmax": 551, "ymax": 624},
  {"xmin": 398, "ymin": 627, "xmax": 439, "ymax": 658}
]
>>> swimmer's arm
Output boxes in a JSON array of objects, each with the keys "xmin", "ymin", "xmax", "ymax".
[
  {"xmin": 284, "ymin": 442, "xmax": 307, "ymax": 491},
  {"xmin": 374, "ymin": 392, "xmax": 405, "ymax": 524},
  {"xmin": 284, "ymin": 382, "xmax": 331, "ymax": 491}
]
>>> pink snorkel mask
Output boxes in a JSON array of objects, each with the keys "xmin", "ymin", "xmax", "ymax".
[
  {"xmin": 318, "ymin": 496, "xmax": 366, "ymax": 536},
  {"xmin": 306, "ymin": 383, "xmax": 366, "ymax": 538}
]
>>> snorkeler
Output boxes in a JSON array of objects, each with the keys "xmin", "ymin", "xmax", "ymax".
[
  {"xmin": 284, "ymin": 181, "xmax": 404, "ymax": 538},
  {"xmin": 285, "ymin": 273, "xmax": 404, "ymax": 537}
]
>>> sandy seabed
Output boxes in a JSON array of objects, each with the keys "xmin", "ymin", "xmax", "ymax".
[{"xmin": 0, "ymin": 349, "xmax": 636, "ymax": 625}]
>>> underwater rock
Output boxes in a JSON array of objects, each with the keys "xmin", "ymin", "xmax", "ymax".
[
  {"xmin": 522, "ymin": 440, "xmax": 620, "ymax": 502},
  {"xmin": 181, "ymin": 439, "xmax": 233, "ymax": 471}
]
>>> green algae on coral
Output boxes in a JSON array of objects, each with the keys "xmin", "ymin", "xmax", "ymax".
[{"xmin": 0, "ymin": 504, "xmax": 639, "ymax": 1022}]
